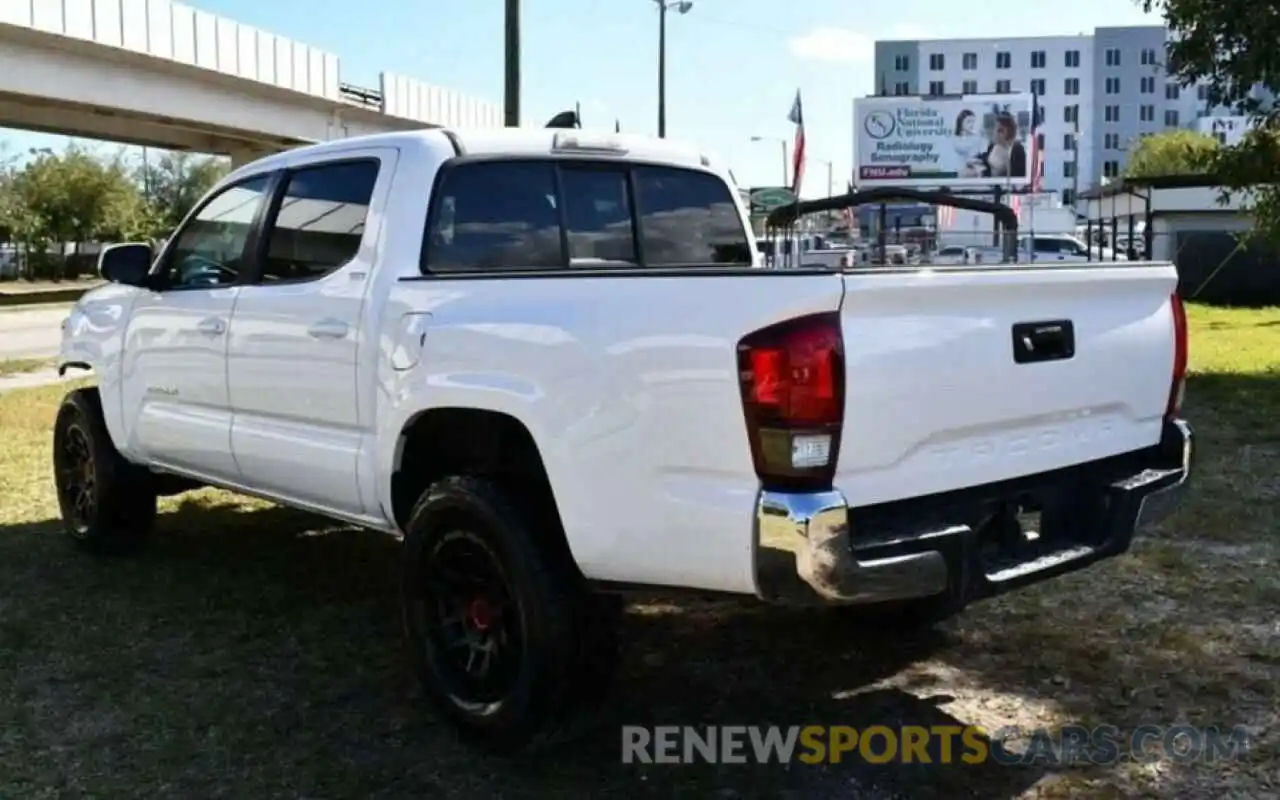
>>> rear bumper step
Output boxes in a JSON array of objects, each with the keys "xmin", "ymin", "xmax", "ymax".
[{"xmin": 753, "ymin": 418, "xmax": 1194, "ymax": 607}]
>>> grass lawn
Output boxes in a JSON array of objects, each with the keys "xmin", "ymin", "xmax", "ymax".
[
  {"xmin": 0, "ymin": 357, "xmax": 55, "ymax": 378},
  {"xmin": 0, "ymin": 304, "xmax": 1276, "ymax": 798}
]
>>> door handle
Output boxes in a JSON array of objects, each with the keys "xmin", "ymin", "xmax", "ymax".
[
  {"xmin": 196, "ymin": 316, "xmax": 226, "ymax": 336},
  {"xmin": 308, "ymin": 319, "xmax": 349, "ymax": 339},
  {"xmin": 1011, "ymin": 320, "xmax": 1075, "ymax": 364}
]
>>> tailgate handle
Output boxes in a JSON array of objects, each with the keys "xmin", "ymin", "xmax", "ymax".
[{"xmin": 1012, "ymin": 320, "xmax": 1075, "ymax": 363}]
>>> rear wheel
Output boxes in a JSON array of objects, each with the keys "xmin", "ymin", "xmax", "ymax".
[
  {"xmin": 401, "ymin": 476, "xmax": 620, "ymax": 753},
  {"xmin": 52, "ymin": 388, "xmax": 157, "ymax": 555}
]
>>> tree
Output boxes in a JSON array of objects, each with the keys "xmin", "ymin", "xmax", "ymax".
[
  {"xmin": 1, "ymin": 144, "xmax": 145, "ymax": 279},
  {"xmin": 137, "ymin": 151, "xmax": 228, "ymax": 235},
  {"xmin": 1123, "ymin": 130, "xmax": 1221, "ymax": 178},
  {"xmin": 1143, "ymin": 0, "xmax": 1280, "ymax": 242}
]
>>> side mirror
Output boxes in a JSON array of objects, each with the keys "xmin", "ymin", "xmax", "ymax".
[{"xmin": 98, "ymin": 243, "xmax": 153, "ymax": 287}]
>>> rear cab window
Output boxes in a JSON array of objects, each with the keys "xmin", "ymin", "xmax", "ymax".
[{"xmin": 422, "ymin": 159, "xmax": 753, "ymax": 274}]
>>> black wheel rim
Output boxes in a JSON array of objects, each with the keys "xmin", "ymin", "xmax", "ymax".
[
  {"xmin": 419, "ymin": 529, "xmax": 522, "ymax": 709},
  {"xmin": 54, "ymin": 419, "xmax": 95, "ymax": 536}
]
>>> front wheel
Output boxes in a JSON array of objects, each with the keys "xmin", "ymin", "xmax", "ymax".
[
  {"xmin": 52, "ymin": 389, "xmax": 157, "ymax": 555},
  {"xmin": 401, "ymin": 476, "xmax": 620, "ymax": 753}
]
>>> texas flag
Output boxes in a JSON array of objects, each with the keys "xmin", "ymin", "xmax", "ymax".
[{"xmin": 788, "ymin": 89, "xmax": 805, "ymax": 196}]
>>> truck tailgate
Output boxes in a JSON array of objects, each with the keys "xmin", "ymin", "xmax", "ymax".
[{"xmin": 836, "ymin": 264, "xmax": 1179, "ymax": 506}]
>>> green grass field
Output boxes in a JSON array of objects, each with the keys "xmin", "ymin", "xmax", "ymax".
[{"xmin": 0, "ymin": 304, "xmax": 1276, "ymax": 798}]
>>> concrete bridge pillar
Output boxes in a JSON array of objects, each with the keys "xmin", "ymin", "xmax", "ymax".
[{"xmin": 228, "ymin": 145, "xmax": 272, "ymax": 169}]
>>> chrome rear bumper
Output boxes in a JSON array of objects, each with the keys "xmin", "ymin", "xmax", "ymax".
[{"xmin": 753, "ymin": 419, "xmax": 1194, "ymax": 607}]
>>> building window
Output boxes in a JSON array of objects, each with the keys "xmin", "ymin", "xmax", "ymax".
[
  {"xmin": 1104, "ymin": 104, "xmax": 1120, "ymax": 122},
  {"xmin": 1139, "ymin": 104, "xmax": 1155, "ymax": 122},
  {"xmin": 962, "ymin": 52, "xmax": 977, "ymax": 70},
  {"xmin": 1064, "ymin": 104, "xmax": 1079, "ymax": 123},
  {"xmin": 1105, "ymin": 48, "xmax": 1122, "ymax": 67},
  {"xmin": 1165, "ymin": 109, "xmax": 1180, "ymax": 126},
  {"xmin": 1064, "ymin": 161, "xmax": 1076, "ymax": 178},
  {"xmin": 1030, "ymin": 78, "xmax": 1045, "ymax": 96},
  {"xmin": 1063, "ymin": 133, "xmax": 1076, "ymax": 149},
  {"xmin": 1140, "ymin": 76, "xmax": 1156, "ymax": 94},
  {"xmin": 1030, "ymin": 50, "xmax": 1046, "ymax": 68},
  {"xmin": 1064, "ymin": 77, "xmax": 1080, "ymax": 95},
  {"xmin": 1065, "ymin": 50, "xmax": 1080, "ymax": 68},
  {"xmin": 894, "ymin": 81, "xmax": 910, "ymax": 95},
  {"xmin": 996, "ymin": 51, "xmax": 1012, "ymax": 69},
  {"xmin": 1105, "ymin": 77, "xmax": 1121, "ymax": 94},
  {"xmin": 1063, "ymin": 188, "xmax": 1075, "ymax": 205},
  {"xmin": 929, "ymin": 53, "xmax": 945, "ymax": 70},
  {"xmin": 1036, "ymin": 132, "xmax": 1045, "ymax": 151},
  {"xmin": 1215, "ymin": 131, "xmax": 1227, "ymax": 144},
  {"xmin": 894, "ymin": 54, "xmax": 910, "ymax": 71},
  {"xmin": 1104, "ymin": 132, "xmax": 1120, "ymax": 149},
  {"xmin": 1103, "ymin": 160, "xmax": 1120, "ymax": 177},
  {"xmin": 928, "ymin": 80, "xmax": 945, "ymax": 95},
  {"xmin": 1165, "ymin": 83, "xmax": 1179, "ymax": 100},
  {"xmin": 962, "ymin": 79, "xmax": 978, "ymax": 94},
  {"xmin": 995, "ymin": 79, "xmax": 1012, "ymax": 93},
  {"xmin": 1197, "ymin": 84, "xmax": 1210, "ymax": 100},
  {"xmin": 1140, "ymin": 48, "xmax": 1158, "ymax": 65}
]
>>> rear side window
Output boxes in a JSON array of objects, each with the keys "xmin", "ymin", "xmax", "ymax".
[
  {"xmin": 421, "ymin": 159, "xmax": 749, "ymax": 274},
  {"xmin": 261, "ymin": 160, "xmax": 379, "ymax": 282}
]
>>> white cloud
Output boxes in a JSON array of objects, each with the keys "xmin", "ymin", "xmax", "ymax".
[{"xmin": 787, "ymin": 27, "xmax": 873, "ymax": 64}]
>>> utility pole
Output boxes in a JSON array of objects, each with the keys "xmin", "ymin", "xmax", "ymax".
[
  {"xmin": 504, "ymin": 0, "xmax": 520, "ymax": 127},
  {"xmin": 657, "ymin": 0, "xmax": 666, "ymax": 137}
]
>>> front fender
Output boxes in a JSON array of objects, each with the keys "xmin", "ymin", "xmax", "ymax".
[{"xmin": 57, "ymin": 284, "xmax": 136, "ymax": 455}]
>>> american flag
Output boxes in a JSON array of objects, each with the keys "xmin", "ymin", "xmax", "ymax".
[{"xmin": 788, "ymin": 89, "xmax": 805, "ymax": 196}]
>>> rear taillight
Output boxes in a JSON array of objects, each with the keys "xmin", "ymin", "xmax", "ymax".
[
  {"xmin": 1166, "ymin": 291, "xmax": 1188, "ymax": 418},
  {"xmin": 737, "ymin": 312, "xmax": 844, "ymax": 491}
]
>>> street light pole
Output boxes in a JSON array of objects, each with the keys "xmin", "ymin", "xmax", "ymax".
[
  {"xmin": 504, "ymin": 0, "xmax": 520, "ymax": 126},
  {"xmin": 655, "ymin": 1, "xmax": 692, "ymax": 138}
]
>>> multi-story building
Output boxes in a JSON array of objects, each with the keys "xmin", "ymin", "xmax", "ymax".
[{"xmin": 872, "ymin": 26, "xmax": 1233, "ymax": 205}]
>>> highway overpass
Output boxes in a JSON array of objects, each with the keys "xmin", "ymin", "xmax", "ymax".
[{"xmin": 0, "ymin": 0, "xmax": 503, "ymax": 165}]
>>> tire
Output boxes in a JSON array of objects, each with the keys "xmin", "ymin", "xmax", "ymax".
[
  {"xmin": 400, "ymin": 476, "xmax": 620, "ymax": 754},
  {"xmin": 52, "ymin": 388, "xmax": 157, "ymax": 556}
]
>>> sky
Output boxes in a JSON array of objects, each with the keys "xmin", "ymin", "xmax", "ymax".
[{"xmin": 3, "ymin": 0, "xmax": 1162, "ymax": 198}]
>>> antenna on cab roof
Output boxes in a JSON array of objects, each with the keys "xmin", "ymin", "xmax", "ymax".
[{"xmin": 545, "ymin": 109, "xmax": 581, "ymax": 129}]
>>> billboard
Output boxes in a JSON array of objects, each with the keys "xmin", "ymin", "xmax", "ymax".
[{"xmin": 854, "ymin": 93, "xmax": 1034, "ymax": 188}]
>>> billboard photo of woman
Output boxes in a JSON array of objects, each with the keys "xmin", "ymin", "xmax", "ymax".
[{"xmin": 980, "ymin": 110, "xmax": 1027, "ymax": 178}]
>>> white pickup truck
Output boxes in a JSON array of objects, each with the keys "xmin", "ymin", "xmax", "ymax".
[{"xmin": 55, "ymin": 128, "xmax": 1193, "ymax": 753}]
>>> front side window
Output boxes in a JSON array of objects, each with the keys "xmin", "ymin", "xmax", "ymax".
[{"xmin": 162, "ymin": 175, "xmax": 271, "ymax": 289}]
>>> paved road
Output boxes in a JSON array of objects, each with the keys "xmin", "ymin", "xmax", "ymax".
[{"xmin": 0, "ymin": 306, "xmax": 69, "ymax": 360}]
